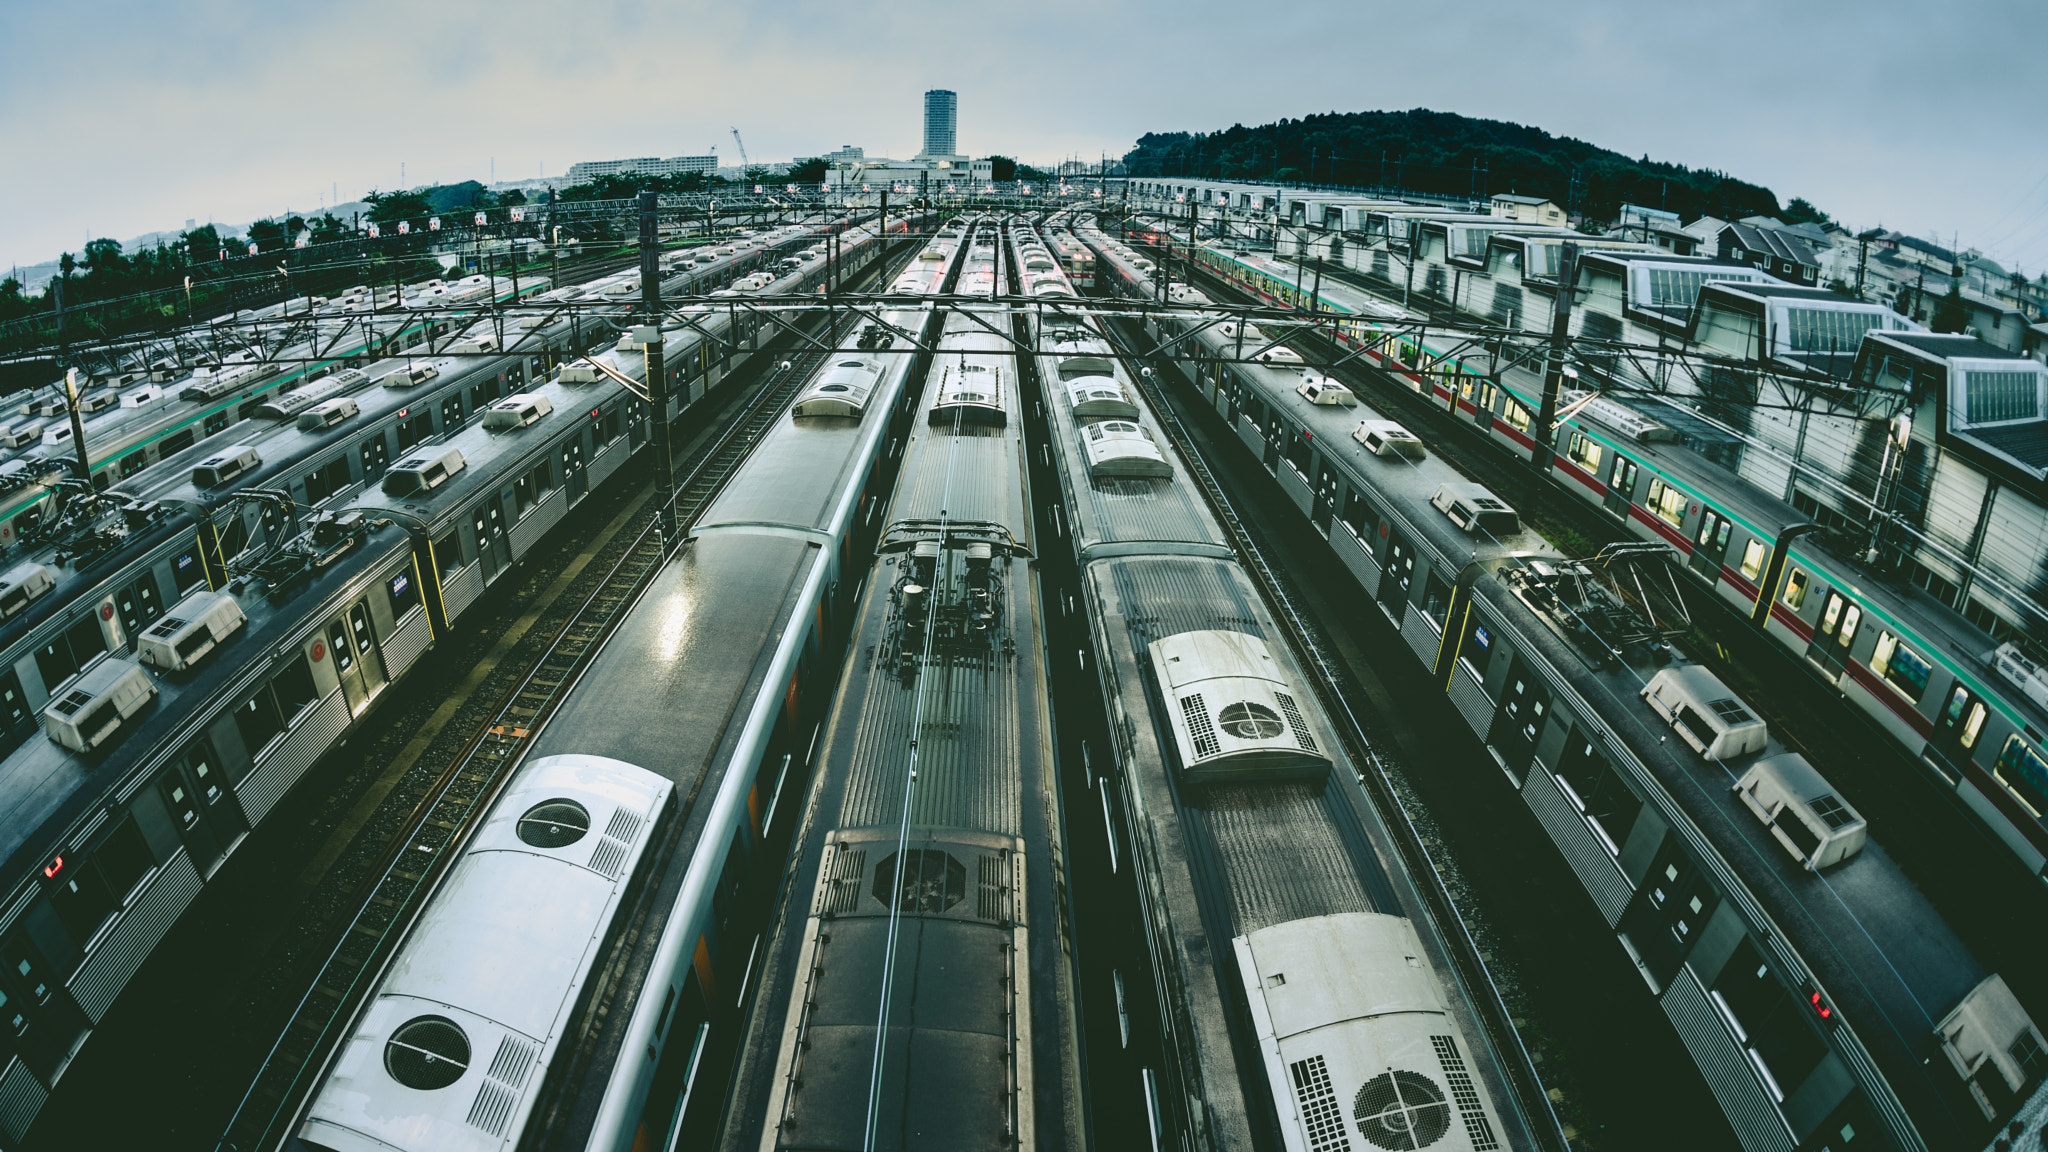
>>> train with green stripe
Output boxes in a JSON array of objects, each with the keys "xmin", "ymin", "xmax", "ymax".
[
  {"xmin": 1084, "ymin": 218, "xmax": 2048, "ymax": 1152},
  {"xmin": 0, "ymin": 214, "xmax": 908, "ymax": 1147}
]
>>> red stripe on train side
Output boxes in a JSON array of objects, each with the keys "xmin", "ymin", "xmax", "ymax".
[
  {"xmin": 1554, "ymin": 457, "xmax": 1607, "ymax": 495},
  {"xmin": 1838, "ymin": 659, "xmax": 1936, "ymax": 739}
]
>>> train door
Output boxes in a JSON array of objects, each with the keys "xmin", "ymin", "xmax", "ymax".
[
  {"xmin": 113, "ymin": 570, "xmax": 164, "ymax": 646},
  {"xmin": 1472, "ymin": 381, "xmax": 1498, "ymax": 429},
  {"xmin": 1487, "ymin": 656, "xmax": 1552, "ymax": 773},
  {"xmin": 473, "ymin": 498, "xmax": 512, "ymax": 581},
  {"xmin": 325, "ymin": 597, "xmax": 388, "ymax": 716},
  {"xmin": 1618, "ymin": 835, "xmax": 1718, "ymax": 990},
  {"xmin": 1262, "ymin": 412, "xmax": 1282, "ymax": 472},
  {"xmin": 1690, "ymin": 508, "xmax": 1734, "ymax": 579},
  {"xmin": 1805, "ymin": 590, "xmax": 1860, "ymax": 677},
  {"xmin": 1, "ymin": 932, "xmax": 83, "ymax": 1080},
  {"xmin": 564, "ymin": 440, "xmax": 588, "ymax": 500},
  {"xmin": 160, "ymin": 734, "xmax": 244, "ymax": 872},
  {"xmin": 1312, "ymin": 461, "xmax": 1338, "ymax": 535},
  {"xmin": 1927, "ymin": 682, "xmax": 1989, "ymax": 783},
  {"xmin": 1378, "ymin": 534, "xmax": 1416, "ymax": 616},
  {"xmin": 1606, "ymin": 456, "xmax": 1639, "ymax": 518}
]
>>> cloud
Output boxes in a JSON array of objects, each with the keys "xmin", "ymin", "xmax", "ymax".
[{"xmin": 4, "ymin": 0, "xmax": 2046, "ymax": 274}]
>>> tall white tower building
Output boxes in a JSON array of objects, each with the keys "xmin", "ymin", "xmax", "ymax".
[{"xmin": 921, "ymin": 89, "xmax": 958, "ymax": 158}]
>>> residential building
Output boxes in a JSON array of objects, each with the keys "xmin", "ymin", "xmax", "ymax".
[
  {"xmin": 1490, "ymin": 193, "xmax": 1565, "ymax": 225},
  {"xmin": 563, "ymin": 155, "xmax": 717, "ymax": 181},
  {"xmin": 1717, "ymin": 222, "xmax": 1821, "ymax": 285}
]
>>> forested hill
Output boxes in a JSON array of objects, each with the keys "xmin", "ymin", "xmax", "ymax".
[{"xmin": 1122, "ymin": 108, "xmax": 1830, "ymax": 227}]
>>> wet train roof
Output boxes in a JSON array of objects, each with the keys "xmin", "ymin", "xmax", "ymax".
[
  {"xmin": 884, "ymin": 321, "xmax": 1034, "ymax": 546},
  {"xmin": 0, "ymin": 525, "xmax": 412, "ymax": 890},
  {"xmin": 1466, "ymin": 570, "xmax": 1990, "ymax": 1138},
  {"xmin": 1035, "ymin": 331, "xmax": 1231, "ymax": 559}
]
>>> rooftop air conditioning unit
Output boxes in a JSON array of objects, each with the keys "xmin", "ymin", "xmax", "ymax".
[
  {"xmin": 1296, "ymin": 374, "xmax": 1356, "ymax": 406},
  {"xmin": 43, "ymin": 657, "xmax": 156, "ymax": 752},
  {"xmin": 1733, "ymin": 753, "xmax": 1867, "ymax": 870},
  {"xmin": 0, "ymin": 561, "xmax": 58, "ymax": 618},
  {"xmin": 1148, "ymin": 629, "xmax": 1330, "ymax": 784},
  {"xmin": 1063, "ymin": 377, "xmax": 1140, "ymax": 420},
  {"xmin": 1641, "ymin": 665, "xmax": 1768, "ymax": 759},
  {"xmin": 137, "ymin": 589, "xmax": 247, "ymax": 673},
  {"xmin": 1990, "ymin": 643, "xmax": 2048, "ymax": 713},
  {"xmin": 1935, "ymin": 974, "xmax": 2048, "ymax": 1121},
  {"xmin": 377, "ymin": 364, "xmax": 438, "ymax": 389},
  {"xmin": 192, "ymin": 444, "xmax": 261, "ymax": 489},
  {"xmin": 1080, "ymin": 420, "xmax": 1171, "ymax": 479},
  {"xmin": 296, "ymin": 397, "xmax": 361, "ymax": 430},
  {"xmin": 1353, "ymin": 419, "xmax": 1425, "ymax": 460},
  {"xmin": 483, "ymin": 393, "xmax": 554, "ymax": 429},
  {"xmin": 381, "ymin": 447, "xmax": 466, "ymax": 497},
  {"xmin": 1430, "ymin": 482, "xmax": 1520, "ymax": 535},
  {"xmin": 556, "ymin": 364, "xmax": 604, "ymax": 385}
]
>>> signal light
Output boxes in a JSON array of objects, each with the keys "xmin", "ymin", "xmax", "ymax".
[
  {"xmin": 1810, "ymin": 991, "xmax": 1831, "ymax": 1019},
  {"xmin": 43, "ymin": 855, "xmax": 63, "ymax": 879}
]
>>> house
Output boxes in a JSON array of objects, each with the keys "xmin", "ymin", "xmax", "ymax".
[
  {"xmin": 1717, "ymin": 222, "xmax": 1821, "ymax": 285},
  {"xmin": 1490, "ymin": 193, "xmax": 1565, "ymax": 226}
]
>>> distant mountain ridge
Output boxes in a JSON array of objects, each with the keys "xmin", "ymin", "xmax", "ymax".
[{"xmin": 1122, "ymin": 107, "xmax": 1829, "ymax": 228}]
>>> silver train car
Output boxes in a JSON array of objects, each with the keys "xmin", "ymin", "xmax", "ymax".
[
  {"xmin": 306, "ymin": 223, "xmax": 973, "ymax": 1152},
  {"xmin": 1086, "ymin": 220, "xmax": 2047, "ymax": 1150},
  {"xmin": 722, "ymin": 216, "xmax": 1087, "ymax": 1151},
  {"xmin": 1033, "ymin": 220, "xmax": 1535, "ymax": 1151},
  {"xmin": 0, "ymin": 222, "xmax": 907, "ymax": 1146},
  {"xmin": 295, "ymin": 755, "xmax": 674, "ymax": 1152}
]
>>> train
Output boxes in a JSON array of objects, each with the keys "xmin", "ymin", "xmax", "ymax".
[
  {"xmin": 720, "ymin": 218, "xmax": 1090, "ymax": 1150},
  {"xmin": 1120, "ymin": 188, "xmax": 2048, "ymax": 889},
  {"xmin": 1018, "ymin": 216, "xmax": 1540, "ymax": 1151},
  {"xmin": 284, "ymin": 216, "xmax": 970, "ymax": 1152},
  {"xmin": 1080, "ymin": 218, "xmax": 2048, "ymax": 1149},
  {"xmin": 0, "ymin": 214, "xmax": 909, "ymax": 1147}
]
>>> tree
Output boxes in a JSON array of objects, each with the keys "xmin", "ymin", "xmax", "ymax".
[
  {"xmin": 787, "ymin": 157, "xmax": 828, "ymax": 185},
  {"xmin": 364, "ymin": 189, "xmax": 433, "ymax": 226},
  {"xmin": 248, "ymin": 218, "xmax": 290, "ymax": 253},
  {"xmin": 500, "ymin": 188, "xmax": 527, "ymax": 206},
  {"xmin": 1782, "ymin": 197, "xmax": 1833, "ymax": 227},
  {"xmin": 1932, "ymin": 279, "xmax": 1970, "ymax": 333},
  {"xmin": 986, "ymin": 155, "xmax": 1017, "ymax": 182}
]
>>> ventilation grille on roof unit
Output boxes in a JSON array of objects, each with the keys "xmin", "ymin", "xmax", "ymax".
[
  {"xmin": 1353, "ymin": 1070, "xmax": 1451, "ymax": 1150},
  {"xmin": 1432, "ymin": 1035, "xmax": 1501, "ymax": 1150},
  {"xmin": 465, "ymin": 1034, "xmax": 536, "ymax": 1136},
  {"xmin": 977, "ymin": 853, "xmax": 1010, "ymax": 923},
  {"xmin": 587, "ymin": 807, "xmax": 645, "ymax": 879},
  {"xmin": 1181, "ymin": 694, "xmax": 1221, "ymax": 759},
  {"xmin": 1274, "ymin": 692, "xmax": 1319, "ymax": 753},
  {"xmin": 820, "ymin": 846, "xmax": 866, "ymax": 916},
  {"xmin": 1289, "ymin": 1055, "xmax": 1354, "ymax": 1152}
]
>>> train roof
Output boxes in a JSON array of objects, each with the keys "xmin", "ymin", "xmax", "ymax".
[
  {"xmin": 883, "ymin": 321, "xmax": 1034, "ymax": 547},
  {"xmin": 299, "ymin": 754, "xmax": 669, "ymax": 1152},
  {"xmin": 1463, "ymin": 566, "xmax": 1991, "ymax": 1140},
  {"xmin": 0, "ymin": 523, "xmax": 412, "ymax": 892}
]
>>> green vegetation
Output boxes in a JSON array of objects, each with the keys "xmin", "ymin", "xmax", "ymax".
[{"xmin": 1124, "ymin": 108, "xmax": 1820, "ymax": 225}]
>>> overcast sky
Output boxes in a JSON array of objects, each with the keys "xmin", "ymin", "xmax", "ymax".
[{"xmin": 4, "ymin": 0, "xmax": 2046, "ymax": 278}]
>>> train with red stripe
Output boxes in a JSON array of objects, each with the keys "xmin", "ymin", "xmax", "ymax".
[{"xmin": 1080, "ymin": 216, "xmax": 2048, "ymax": 1152}]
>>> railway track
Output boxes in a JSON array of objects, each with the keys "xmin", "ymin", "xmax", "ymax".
[
  {"xmin": 1100, "ymin": 313, "xmax": 1572, "ymax": 1152},
  {"xmin": 213, "ymin": 307, "xmax": 869, "ymax": 1152}
]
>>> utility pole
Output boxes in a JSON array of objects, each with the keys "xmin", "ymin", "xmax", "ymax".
[
  {"xmin": 1531, "ymin": 243, "xmax": 1580, "ymax": 471},
  {"xmin": 63, "ymin": 369, "xmax": 93, "ymax": 489},
  {"xmin": 638, "ymin": 189, "xmax": 675, "ymax": 538}
]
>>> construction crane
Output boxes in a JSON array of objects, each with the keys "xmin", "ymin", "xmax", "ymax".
[{"xmin": 730, "ymin": 127, "xmax": 751, "ymax": 175}]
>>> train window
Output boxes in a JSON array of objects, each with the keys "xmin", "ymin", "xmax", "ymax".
[
  {"xmin": 36, "ymin": 614, "xmax": 110, "ymax": 694},
  {"xmin": 0, "ymin": 667, "xmax": 34, "ymax": 755},
  {"xmin": 233, "ymin": 653, "xmax": 318, "ymax": 755},
  {"xmin": 1645, "ymin": 478, "xmax": 1687, "ymax": 528},
  {"xmin": 1869, "ymin": 633, "xmax": 1932, "ymax": 702},
  {"xmin": 1711, "ymin": 937, "xmax": 1828, "ymax": 1102},
  {"xmin": 1944, "ymin": 688, "xmax": 1987, "ymax": 751},
  {"xmin": 435, "ymin": 532, "xmax": 465, "ymax": 580},
  {"xmin": 304, "ymin": 457, "xmax": 352, "ymax": 505},
  {"xmin": 1284, "ymin": 433, "xmax": 1311, "ymax": 474},
  {"xmin": 1695, "ymin": 510, "xmax": 1733, "ymax": 557},
  {"xmin": 1421, "ymin": 573, "xmax": 1453, "ymax": 628},
  {"xmin": 49, "ymin": 816, "xmax": 155, "ymax": 944},
  {"xmin": 1340, "ymin": 490, "xmax": 1379, "ymax": 542},
  {"xmin": 1555, "ymin": 733, "xmax": 1640, "ymax": 855},
  {"xmin": 1740, "ymin": 539, "xmax": 1767, "ymax": 581},
  {"xmin": 1610, "ymin": 455, "xmax": 1640, "ymax": 499},
  {"xmin": 1994, "ymin": 737, "xmax": 2048, "ymax": 817},
  {"xmin": 1781, "ymin": 568, "xmax": 1810, "ymax": 610},
  {"xmin": 395, "ymin": 412, "xmax": 434, "ymax": 452},
  {"xmin": 1504, "ymin": 399, "xmax": 1532, "ymax": 433},
  {"xmin": 203, "ymin": 409, "xmax": 230, "ymax": 437}
]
